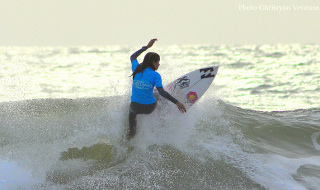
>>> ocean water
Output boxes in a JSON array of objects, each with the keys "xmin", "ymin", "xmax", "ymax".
[{"xmin": 0, "ymin": 44, "xmax": 319, "ymax": 189}]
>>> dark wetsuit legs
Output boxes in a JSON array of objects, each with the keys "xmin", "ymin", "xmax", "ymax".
[
  {"xmin": 128, "ymin": 102, "xmax": 157, "ymax": 139},
  {"xmin": 128, "ymin": 111, "xmax": 137, "ymax": 138}
]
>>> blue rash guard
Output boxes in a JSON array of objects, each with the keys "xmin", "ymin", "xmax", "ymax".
[
  {"xmin": 130, "ymin": 46, "xmax": 178, "ymax": 105},
  {"xmin": 131, "ymin": 59, "xmax": 163, "ymax": 104}
]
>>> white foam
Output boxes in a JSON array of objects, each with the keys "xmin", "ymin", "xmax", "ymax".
[
  {"xmin": 200, "ymin": 137, "xmax": 320, "ymax": 190},
  {"xmin": 132, "ymin": 102, "xmax": 198, "ymax": 150},
  {"xmin": 251, "ymin": 154, "xmax": 320, "ymax": 190},
  {"xmin": 0, "ymin": 159, "xmax": 37, "ymax": 190}
]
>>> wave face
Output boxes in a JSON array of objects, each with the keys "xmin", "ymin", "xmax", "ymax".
[{"xmin": 1, "ymin": 96, "xmax": 319, "ymax": 189}]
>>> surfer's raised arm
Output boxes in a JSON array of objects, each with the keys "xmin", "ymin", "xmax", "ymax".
[
  {"xmin": 146, "ymin": 38, "xmax": 157, "ymax": 48},
  {"xmin": 130, "ymin": 39, "xmax": 157, "ymax": 62},
  {"xmin": 130, "ymin": 46, "xmax": 148, "ymax": 62}
]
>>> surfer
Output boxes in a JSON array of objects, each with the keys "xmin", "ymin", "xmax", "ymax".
[{"xmin": 128, "ymin": 39, "xmax": 186, "ymax": 139}]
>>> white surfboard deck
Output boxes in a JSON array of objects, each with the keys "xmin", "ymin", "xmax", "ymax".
[{"xmin": 164, "ymin": 66, "xmax": 219, "ymax": 110}]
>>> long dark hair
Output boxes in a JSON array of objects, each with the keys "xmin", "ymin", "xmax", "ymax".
[{"xmin": 131, "ymin": 52, "xmax": 160, "ymax": 79}]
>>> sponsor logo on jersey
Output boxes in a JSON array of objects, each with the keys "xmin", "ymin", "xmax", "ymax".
[{"xmin": 133, "ymin": 80, "xmax": 153, "ymax": 89}]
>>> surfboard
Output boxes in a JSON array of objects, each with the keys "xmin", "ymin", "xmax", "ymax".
[{"xmin": 164, "ymin": 66, "xmax": 219, "ymax": 110}]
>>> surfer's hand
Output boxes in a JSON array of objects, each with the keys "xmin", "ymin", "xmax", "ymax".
[
  {"xmin": 176, "ymin": 101, "xmax": 187, "ymax": 113},
  {"xmin": 147, "ymin": 39, "xmax": 157, "ymax": 49}
]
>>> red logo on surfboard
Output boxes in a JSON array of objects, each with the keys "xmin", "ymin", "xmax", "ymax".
[
  {"xmin": 168, "ymin": 83, "xmax": 174, "ymax": 91},
  {"xmin": 186, "ymin": 91, "xmax": 198, "ymax": 103}
]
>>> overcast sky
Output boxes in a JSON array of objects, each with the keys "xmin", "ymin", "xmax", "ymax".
[{"xmin": 1, "ymin": 0, "xmax": 319, "ymax": 46}]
